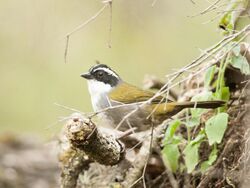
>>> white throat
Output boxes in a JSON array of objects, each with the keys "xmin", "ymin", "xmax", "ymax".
[{"xmin": 87, "ymin": 80, "xmax": 113, "ymax": 111}]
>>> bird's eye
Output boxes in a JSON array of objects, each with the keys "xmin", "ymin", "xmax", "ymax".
[{"xmin": 97, "ymin": 71, "xmax": 104, "ymax": 77}]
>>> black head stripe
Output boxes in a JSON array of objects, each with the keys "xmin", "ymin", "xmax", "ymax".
[
  {"xmin": 89, "ymin": 64, "xmax": 109, "ymax": 72},
  {"xmin": 89, "ymin": 64, "xmax": 121, "ymax": 87}
]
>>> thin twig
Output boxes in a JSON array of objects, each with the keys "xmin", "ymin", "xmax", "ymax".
[
  {"xmin": 189, "ymin": 0, "xmax": 222, "ymax": 18},
  {"xmin": 126, "ymin": 125, "xmax": 158, "ymax": 188},
  {"xmin": 117, "ymin": 30, "xmax": 249, "ymax": 127},
  {"xmin": 142, "ymin": 124, "xmax": 154, "ymax": 188},
  {"xmin": 115, "ymin": 107, "xmax": 139, "ymax": 130},
  {"xmin": 117, "ymin": 127, "xmax": 137, "ymax": 139},
  {"xmin": 54, "ymin": 103, "xmax": 83, "ymax": 114},
  {"xmin": 202, "ymin": 12, "xmax": 223, "ymax": 24},
  {"xmin": 151, "ymin": 0, "xmax": 159, "ymax": 7},
  {"xmin": 88, "ymin": 101, "xmax": 143, "ymax": 118},
  {"xmin": 64, "ymin": 3, "xmax": 109, "ymax": 63},
  {"xmin": 64, "ymin": 4, "xmax": 108, "ymax": 38},
  {"xmin": 107, "ymin": 1, "xmax": 112, "ymax": 48},
  {"xmin": 128, "ymin": 177, "xmax": 143, "ymax": 188},
  {"xmin": 148, "ymin": 25, "xmax": 250, "ymax": 103},
  {"xmin": 189, "ymin": 0, "xmax": 196, "ymax": 4},
  {"xmin": 64, "ymin": 36, "xmax": 69, "ymax": 64}
]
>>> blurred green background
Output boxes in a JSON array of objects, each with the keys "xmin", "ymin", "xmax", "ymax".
[{"xmin": 0, "ymin": 0, "xmax": 222, "ymax": 138}]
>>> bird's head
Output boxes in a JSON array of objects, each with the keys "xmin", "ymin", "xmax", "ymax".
[{"xmin": 81, "ymin": 63, "xmax": 122, "ymax": 96}]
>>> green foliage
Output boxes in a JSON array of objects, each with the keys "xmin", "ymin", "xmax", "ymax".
[
  {"xmin": 184, "ymin": 117, "xmax": 200, "ymax": 128},
  {"xmin": 162, "ymin": 48, "xmax": 231, "ymax": 174},
  {"xmin": 204, "ymin": 65, "xmax": 216, "ymax": 89},
  {"xmin": 205, "ymin": 113, "xmax": 228, "ymax": 145},
  {"xmin": 219, "ymin": 8, "xmax": 234, "ymax": 34},
  {"xmin": 219, "ymin": 0, "xmax": 249, "ymax": 34},
  {"xmin": 232, "ymin": 44, "xmax": 241, "ymax": 56},
  {"xmin": 183, "ymin": 142, "xmax": 199, "ymax": 173},
  {"xmin": 164, "ymin": 120, "xmax": 182, "ymax": 141},
  {"xmin": 228, "ymin": 42, "xmax": 250, "ymax": 75},
  {"xmin": 162, "ymin": 85, "xmax": 229, "ymax": 174},
  {"xmin": 162, "ymin": 144, "xmax": 180, "ymax": 173},
  {"xmin": 162, "ymin": 120, "xmax": 182, "ymax": 172},
  {"xmin": 161, "ymin": 1, "xmax": 249, "ymax": 174},
  {"xmin": 183, "ymin": 132, "xmax": 205, "ymax": 173},
  {"xmin": 200, "ymin": 145, "xmax": 218, "ymax": 173},
  {"xmin": 190, "ymin": 131, "xmax": 206, "ymax": 145},
  {"xmin": 213, "ymin": 86, "xmax": 230, "ymax": 113},
  {"xmin": 229, "ymin": 53, "xmax": 250, "ymax": 75},
  {"xmin": 220, "ymin": 87, "xmax": 230, "ymax": 101}
]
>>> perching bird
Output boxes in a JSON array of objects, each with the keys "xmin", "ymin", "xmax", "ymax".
[{"xmin": 81, "ymin": 64, "xmax": 225, "ymax": 131}]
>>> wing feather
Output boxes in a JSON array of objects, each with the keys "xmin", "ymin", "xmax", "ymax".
[{"xmin": 109, "ymin": 82, "xmax": 170, "ymax": 104}]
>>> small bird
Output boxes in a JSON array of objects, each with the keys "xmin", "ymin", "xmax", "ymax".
[{"xmin": 81, "ymin": 64, "xmax": 225, "ymax": 131}]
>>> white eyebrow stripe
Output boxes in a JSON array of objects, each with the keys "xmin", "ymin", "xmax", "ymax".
[{"xmin": 94, "ymin": 67, "xmax": 119, "ymax": 78}]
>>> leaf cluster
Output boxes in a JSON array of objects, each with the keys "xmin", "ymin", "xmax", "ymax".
[{"xmin": 162, "ymin": 40, "xmax": 249, "ymax": 174}]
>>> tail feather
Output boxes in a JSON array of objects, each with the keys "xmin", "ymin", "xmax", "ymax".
[
  {"xmin": 151, "ymin": 100, "xmax": 226, "ymax": 119},
  {"xmin": 175, "ymin": 100, "xmax": 226, "ymax": 109}
]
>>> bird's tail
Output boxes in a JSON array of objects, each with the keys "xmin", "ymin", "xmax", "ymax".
[
  {"xmin": 151, "ymin": 100, "xmax": 226, "ymax": 119},
  {"xmin": 174, "ymin": 100, "xmax": 226, "ymax": 109}
]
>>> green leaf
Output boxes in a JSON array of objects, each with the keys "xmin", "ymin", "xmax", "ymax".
[
  {"xmin": 218, "ymin": 0, "xmax": 248, "ymax": 34},
  {"xmin": 185, "ymin": 116, "xmax": 200, "ymax": 128},
  {"xmin": 164, "ymin": 120, "xmax": 181, "ymax": 140},
  {"xmin": 219, "ymin": 9, "xmax": 233, "ymax": 34},
  {"xmin": 213, "ymin": 86, "xmax": 229, "ymax": 112},
  {"xmin": 205, "ymin": 113, "xmax": 228, "ymax": 145},
  {"xmin": 200, "ymin": 146, "xmax": 218, "ymax": 173},
  {"xmin": 162, "ymin": 120, "xmax": 182, "ymax": 172},
  {"xmin": 214, "ymin": 87, "xmax": 229, "ymax": 112},
  {"xmin": 191, "ymin": 91, "xmax": 213, "ymax": 101},
  {"xmin": 220, "ymin": 87, "xmax": 230, "ymax": 101},
  {"xmin": 230, "ymin": 54, "xmax": 250, "ymax": 75},
  {"xmin": 183, "ymin": 131, "xmax": 205, "ymax": 173},
  {"xmin": 204, "ymin": 66, "xmax": 216, "ymax": 88},
  {"xmin": 183, "ymin": 142, "xmax": 199, "ymax": 173},
  {"xmin": 232, "ymin": 44, "xmax": 241, "ymax": 56},
  {"xmin": 162, "ymin": 143, "xmax": 180, "ymax": 172},
  {"xmin": 190, "ymin": 132, "xmax": 205, "ymax": 146}
]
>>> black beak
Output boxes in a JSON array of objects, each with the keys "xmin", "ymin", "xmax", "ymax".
[{"xmin": 80, "ymin": 72, "xmax": 92, "ymax": 79}]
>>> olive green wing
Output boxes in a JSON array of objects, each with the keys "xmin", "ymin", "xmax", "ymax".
[{"xmin": 109, "ymin": 82, "xmax": 169, "ymax": 104}]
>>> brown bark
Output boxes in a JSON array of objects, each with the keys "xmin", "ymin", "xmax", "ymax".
[{"xmin": 64, "ymin": 113, "xmax": 124, "ymax": 166}]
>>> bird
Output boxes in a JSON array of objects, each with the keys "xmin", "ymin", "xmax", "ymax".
[{"xmin": 81, "ymin": 64, "xmax": 225, "ymax": 131}]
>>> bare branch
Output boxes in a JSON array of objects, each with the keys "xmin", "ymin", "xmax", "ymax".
[
  {"xmin": 65, "ymin": 4, "xmax": 108, "ymax": 38},
  {"xmin": 59, "ymin": 149, "xmax": 91, "ymax": 188},
  {"xmin": 65, "ymin": 113, "xmax": 124, "ymax": 166}
]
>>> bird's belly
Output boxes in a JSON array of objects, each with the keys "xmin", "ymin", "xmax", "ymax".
[
  {"xmin": 92, "ymin": 96, "xmax": 156, "ymax": 131},
  {"xmin": 102, "ymin": 103, "xmax": 152, "ymax": 131}
]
